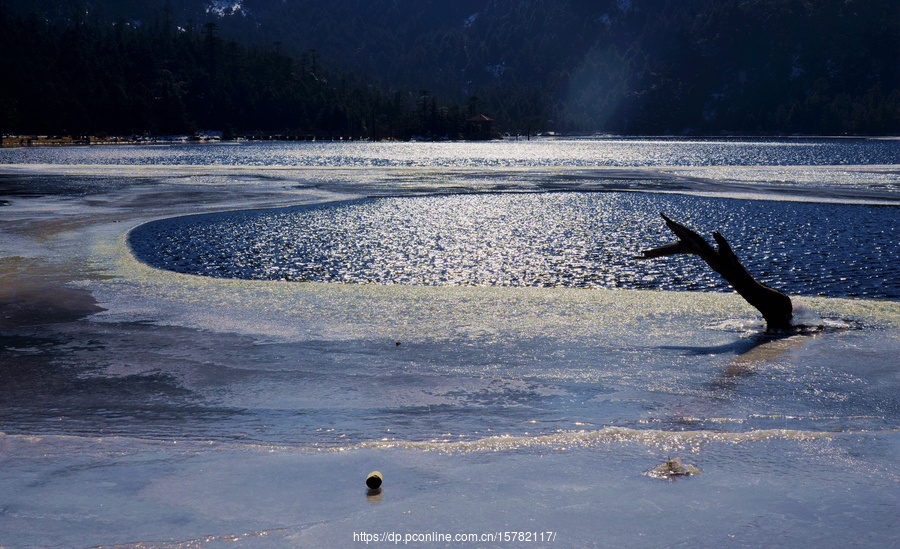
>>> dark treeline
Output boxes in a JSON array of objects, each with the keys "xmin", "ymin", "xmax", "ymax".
[
  {"xmin": 2, "ymin": 0, "xmax": 899, "ymax": 137},
  {"xmin": 0, "ymin": 9, "xmax": 474, "ymax": 139}
]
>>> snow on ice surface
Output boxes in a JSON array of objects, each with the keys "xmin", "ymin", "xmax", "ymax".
[{"xmin": 1, "ymin": 140, "xmax": 900, "ymax": 548}]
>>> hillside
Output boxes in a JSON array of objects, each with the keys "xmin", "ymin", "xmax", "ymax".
[{"xmin": 2, "ymin": 0, "xmax": 898, "ymax": 136}]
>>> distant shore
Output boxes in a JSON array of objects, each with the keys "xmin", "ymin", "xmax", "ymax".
[
  {"xmin": 1, "ymin": 135, "xmax": 138, "ymax": 147},
  {"xmin": 4, "ymin": 133, "xmax": 897, "ymax": 148},
  {"xmin": 0, "ymin": 134, "xmax": 348, "ymax": 147},
  {"xmin": 0, "ymin": 134, "xmax": 213, "ymax": 148},
  {"xmin": 0, "ymin": 133, "xmax": 425, "ymax": 148}
]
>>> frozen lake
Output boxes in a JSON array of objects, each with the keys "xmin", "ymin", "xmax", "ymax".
[{"xmin": 1, "ymin": 139, "xmax": 899, "ymax": 548}]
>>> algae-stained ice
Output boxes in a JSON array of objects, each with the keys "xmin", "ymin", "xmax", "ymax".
[{"xmin": 1, "ymin": 139, "xmax": 900, "ymax": 548}]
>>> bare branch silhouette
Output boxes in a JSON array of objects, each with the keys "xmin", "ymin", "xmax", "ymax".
[{"xmin": 636, "ymin": 213, "xmax": 793, "ymax": 330}]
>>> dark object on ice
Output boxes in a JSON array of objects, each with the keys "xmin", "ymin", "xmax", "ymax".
[
  {"xmin": 645, "ymin": 456, "xmax": 702, "ymax": 480},
  {"xmin": 636, "ymin": 213, "xmax": 793, "ymax": 330},
  {"xmin": 366, "ymin": 471, "xmax": 383, "ymax": 489}
]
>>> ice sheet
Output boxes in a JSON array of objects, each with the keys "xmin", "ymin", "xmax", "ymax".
[{"xmin": 1, "ymin": 158, "xmax": 899, "ymax": 548}]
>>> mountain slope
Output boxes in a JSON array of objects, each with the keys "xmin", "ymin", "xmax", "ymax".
[{"xmin": 3, "ymin": 0, "xmax": 898, "ymax": 135}]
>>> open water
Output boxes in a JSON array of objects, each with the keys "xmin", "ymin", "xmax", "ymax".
[
  {"xmin": 129, "ymin": 192, "xmax": 900, "ymax": 298},
  {"xmin": 1, "ymin": 138, "xmax": 899, "ymax": 548}
]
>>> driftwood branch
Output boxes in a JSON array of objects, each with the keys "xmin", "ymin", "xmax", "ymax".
[{"xmin": 636, "ymin": 213, "xmax": 793, "ymax": 330}]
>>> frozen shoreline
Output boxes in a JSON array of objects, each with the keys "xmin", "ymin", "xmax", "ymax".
[
  {"xmin": 2, "ymin": 163, "xmax": 899, "ymax": 548},
  {"xmin": 3, "ymin": 429, "xmax": 899, "ymax": 549}
]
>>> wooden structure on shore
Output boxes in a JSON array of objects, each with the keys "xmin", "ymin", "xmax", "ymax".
[{"xmin": 464, "ymin": 114, "xmax": 495, "ymax": 140}]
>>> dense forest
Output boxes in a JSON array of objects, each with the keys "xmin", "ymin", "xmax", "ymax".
[
  {"xmin": 0, "ymin": 9, "xmax": 462, "ymax": 139},
  {"xmin": 2, "ymin": 0, "xmax": 898, "ymax": 137}
]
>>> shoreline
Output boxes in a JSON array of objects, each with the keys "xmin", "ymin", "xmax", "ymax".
[{"xmin": 3, "ymin": 133, "xmax": 898, "ymax": 149}]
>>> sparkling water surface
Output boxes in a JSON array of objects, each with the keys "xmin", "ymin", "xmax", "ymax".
[
  {"xmin": 4, "ymin": 136, "xmax": 900, "ymax": 167},
  {"xmin": 130, "ymin": 192, "xmax": 900, "ymax": 299}
]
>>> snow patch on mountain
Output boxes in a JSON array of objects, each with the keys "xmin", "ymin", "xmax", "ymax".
[{"xmin": 206, "ymin": 0, "xmax": 248, "ymax": 17}]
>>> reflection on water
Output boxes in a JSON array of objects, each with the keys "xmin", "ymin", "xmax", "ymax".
[
  {"xmin": 130, "ymin": 191, "xmax": 900, "ymax": 299},
  {"xmin": 4, "ymin": 137, "xmax": 900, "ymax": 167}
]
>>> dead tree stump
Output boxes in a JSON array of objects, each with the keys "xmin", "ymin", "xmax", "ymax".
[{"xmin": 636, "ymin": 213, "xmax": 793, "ymax": 330}]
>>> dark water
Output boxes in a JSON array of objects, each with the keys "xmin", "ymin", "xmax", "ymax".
[{"xmin": 129, "ymin": 191, "xmax": 900, "ymax": 299}]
